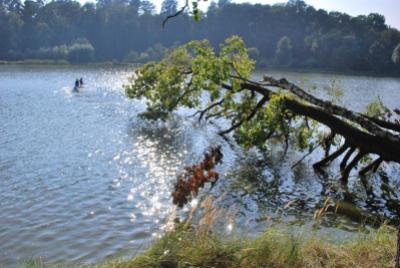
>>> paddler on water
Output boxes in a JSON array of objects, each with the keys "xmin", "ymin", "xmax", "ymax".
[
  {"xmin": 73, "ymin": 78, "xmax": 80, "ymax": 92},
  {"xmin": 79, "ymin": 78, "xmax": 83, "ymax": 86}
]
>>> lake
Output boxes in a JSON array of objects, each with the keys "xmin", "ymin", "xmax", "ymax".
[{"xmin": 1, "ymin": 65, "xmax": 399, "ymax": 267}]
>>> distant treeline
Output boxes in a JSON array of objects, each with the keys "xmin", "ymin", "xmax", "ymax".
[{"xmin": 1, "ymin": 0, "xmax": 400, "ymax": 74}]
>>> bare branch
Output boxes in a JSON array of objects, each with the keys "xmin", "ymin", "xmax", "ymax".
[
  {"xmin": 218, "ymin": 94, "xmax": 269, "ymax": 135},
  {"xmin": 205, "ymin": 110, "xmax": 234, "ymax": 121},
  {"xmin": 162, "ymin": 0, "xmax": 189, "ymax": 28},
  {"xmin": 192, "ymin": 99, "xmax": 224, "ymax": 122}
]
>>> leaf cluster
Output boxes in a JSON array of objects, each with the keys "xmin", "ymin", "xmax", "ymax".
[
  {"xmin": 124, "ymin": 35, "xmax": 255, "ymax": 120},
  {"xmin": 172, "ymin": 146, "xmax": 223, "ymax": 208}
]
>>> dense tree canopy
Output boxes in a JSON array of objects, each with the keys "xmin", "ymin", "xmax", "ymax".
[{"xmin": 1, "ymin": 0, "xmax": 400, "ymax": 74}]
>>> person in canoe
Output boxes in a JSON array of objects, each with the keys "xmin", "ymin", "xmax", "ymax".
[
  {"xmin": 73, "ymin": 78, "xmax": 80, "ymax": 92},
  {"xmin": 79, "ymin": 78, "xmax": 83, "ymax": 86}
]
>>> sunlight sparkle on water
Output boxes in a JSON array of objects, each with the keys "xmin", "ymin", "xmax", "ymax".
[
  {"xmin": 190, "ymin": 198, "xmax": 199, "ymax": 208},
  {"xmin": 112, "ymin": 127, "xmax": 186, "ymax": 230}
]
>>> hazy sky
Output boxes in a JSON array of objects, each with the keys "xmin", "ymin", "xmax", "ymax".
[{"xmin": 147, "ymin": 0, "xmax": 400, "ymax": 29}]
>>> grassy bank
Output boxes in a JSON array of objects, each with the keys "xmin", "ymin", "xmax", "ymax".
[{"xmin": 91, "ymin": 224, "xmax": 396, "ymax": 268}]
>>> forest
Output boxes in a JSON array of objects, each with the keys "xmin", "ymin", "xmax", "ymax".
[{"xmin": 1, "ymin": 0, "xmax": 400, "ymax": 75}]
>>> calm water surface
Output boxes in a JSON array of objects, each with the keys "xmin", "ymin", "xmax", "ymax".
[{"xmin": 0, "ymin": 65, "xmax": 399, "ymax": 267}]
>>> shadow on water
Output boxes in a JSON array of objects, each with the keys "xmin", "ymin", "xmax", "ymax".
[
  {"xmin": 218, "ymin": 147, "xmax": 400, "ymax": 232},
  {"xmin": 127, "ymin": 119, "xmax": 187, "ymax": 158}
]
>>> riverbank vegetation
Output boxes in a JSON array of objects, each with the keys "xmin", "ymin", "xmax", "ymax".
[
  {"xmin": 1, "ymin": 0, "xmax": 400, "ymax": 75},
  {"xmin": 23, "ymin": 196, "xmax": 397, "ymax": 268},
  {"xmin": 96, "ymin": 224, "xmax": 395, "ymax": 268},
  {"xmin": 22, "ymin": 224, "xmax": 396, "ymax": 267},
  {"xmin": 96, "ymin": 191, "xmax": 397, "ymax": 268}
]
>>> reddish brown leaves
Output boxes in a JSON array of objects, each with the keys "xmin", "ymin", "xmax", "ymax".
[{"xmin": 172, "ymin": 146, "xmax": 223, "ymax": 208}]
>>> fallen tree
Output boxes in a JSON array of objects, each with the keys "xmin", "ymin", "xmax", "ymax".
[
  {"xmin": 124, "ymin": 35, "xmax": 400, "ymax": 267},
  {"xmin": 125, "ymin": 36, "xmax": 400, "ymax": 188}
]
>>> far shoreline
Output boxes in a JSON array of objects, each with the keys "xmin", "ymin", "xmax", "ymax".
[
  {"xmin": 0, "ymin": 59, "xmax": 139, "ymax": 68},
  {"xmin": 1, "ymin": 59, "xmax": 400, "ymax": 79}
]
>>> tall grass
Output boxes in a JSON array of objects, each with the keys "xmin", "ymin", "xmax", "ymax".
[
  {"xmin": 95, "ymin": 196, "xmax": 397, "ymax": 268},
  {"xmin": 95, "ymin": 224, "xmax": 395, "ymax": 268},
  {"xmin": 23, "ymin": 222, "xmax": 396, "ymax": 268},
  {"xmin": 24, "ymin": 196, "xmax": 398, "ymax": 268}
]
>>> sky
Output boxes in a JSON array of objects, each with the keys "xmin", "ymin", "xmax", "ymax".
[{"xmin": 148, "ymin": 0, "xmax": 400, "ymax": 30}]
